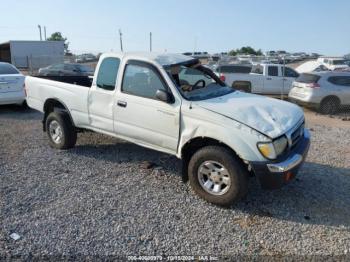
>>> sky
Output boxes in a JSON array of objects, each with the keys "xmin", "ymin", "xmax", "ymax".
[{"xmin": 0, "ymin": 0, "xmax": 349, "ymax": 56}]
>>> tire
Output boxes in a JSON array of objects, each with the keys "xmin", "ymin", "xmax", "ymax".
[
  {"xmin": 188, "ymin": 146, "xmax": 248, "ymax": 207},
  {"xmin": 319, "ymin": 96, "xmax": 340, "ymax": 115},
  {"xmin": 45, "ymin": 111, "xmax": 77, "ymax": 149}
]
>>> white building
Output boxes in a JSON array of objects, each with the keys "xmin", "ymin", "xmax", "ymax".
[{"xmin": 0, "ymin": 40, "xmax": 64, "ymax": 69}]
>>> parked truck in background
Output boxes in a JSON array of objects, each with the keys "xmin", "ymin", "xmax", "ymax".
[
  {"xmin": 25, "ymin": 53, "xmax": 310, "ymax": 206},
  {"xmin": 217, "ymin": 63, "xmax": 300, "ymax": 95}
]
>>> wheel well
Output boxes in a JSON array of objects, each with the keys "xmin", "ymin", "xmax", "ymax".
[
  {"xmin": 180, "ymin": 137, "xmax": 244, "ymax": 182},
  {"xmin": 232, "ymin": 81, "xmax": 251, "ymax": 91},
  {"xmin": 320, "ymin": 95, "xmax": 340, "ymax": 105},
  {"xmin": 43, "ymin": 99, "xmax": 74, "ymax": 131}
]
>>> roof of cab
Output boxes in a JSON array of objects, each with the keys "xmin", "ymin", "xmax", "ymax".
[{"xmin": 101, "ymin": 52, "xmax": 196, "ymax": 66}]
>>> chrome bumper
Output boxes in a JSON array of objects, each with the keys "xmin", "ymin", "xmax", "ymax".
[
  {"xmin": 267, "ymin": 154, "xmax": 303, "ymax": 173},
  {"xmin": 267, "ymin": 129, "xmax": 310, "ymax": 173}
]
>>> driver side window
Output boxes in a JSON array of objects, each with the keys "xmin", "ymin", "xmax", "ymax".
[{"xmin": 122, "ymin": 63, "xmax": 167, "ymax": 99}]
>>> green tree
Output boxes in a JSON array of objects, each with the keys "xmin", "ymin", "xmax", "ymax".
[
  {"xmin": 238, "ymin": 46, "xmax": 256, "ymax": 55},
  {"xmin": 228, "ymin": 46, "xmax": 263, "ymax": 56},
  {"xmin": 47, "ymin": 32, "xmax": 70, "ymax": 54},
  {"xmin": 228, "ymin": 49, "xmax": 238, "ymax": 56},
  {"xmin": 256, "ymin": 49, "xmax": 263, "ymax": 56}
]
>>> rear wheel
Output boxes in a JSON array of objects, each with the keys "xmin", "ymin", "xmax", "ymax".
[
  {"xmin": 188, "ymin": 146, "xmax": 248, "ymax": 206},
  {"xmin": 45, "ymin": 111, "xmax": 77, "ymax": 149},
  {"xmin": 319, "ymin": 96, "xmax": 340, "ymax": 115}
]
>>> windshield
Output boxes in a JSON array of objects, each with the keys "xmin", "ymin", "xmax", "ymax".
[{"xmin": 165, "ymin": 63, "xmax": 234, "ymax": 101}]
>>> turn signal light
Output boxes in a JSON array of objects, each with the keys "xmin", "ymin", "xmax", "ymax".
[{"xmin": 285, "ymin": 172, "xmax": 295, "ymax": 181}]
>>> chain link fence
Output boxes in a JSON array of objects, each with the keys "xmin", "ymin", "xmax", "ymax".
[{"xmin": 13, "ymin": 55, "xmax": 64, "ymax": 75}]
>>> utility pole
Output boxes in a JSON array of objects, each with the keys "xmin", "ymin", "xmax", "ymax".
[
  {"xmin": 38, "ymin": 25, "xmax": 42, "ymax": 41},
  {"xmin": 119, "ymin": 29, "xmax": 123, "ymax": 52},
  {"xmin": 281, "ymin": 56, "xmax": 285, "ymax": 100},
  {"xmin": 44, "ymin": 26, "xmax": 47, "ymax": 40},
  {"xmin": 149, "ymin": 32, "xmax": 152, "ymax": 52},
  {"xmin": 194, "ymin": 36, "xmax": 198, "ymax": 54}
]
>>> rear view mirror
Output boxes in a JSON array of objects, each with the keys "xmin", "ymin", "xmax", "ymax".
[{"xmin": 156, "ymin": 89, "xmax": 173, "ymax": 103}]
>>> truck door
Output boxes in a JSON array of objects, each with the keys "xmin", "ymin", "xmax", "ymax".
[
  {"xmin": 88, "ymin": 56, "xmax": 121, "ymax": 133},
  {"xmin": 263, "ymin": 65, "xmax": 283, "ymax": 94},
  {"xmin": 114, "ymin": 60, "xmax": 180, "ymax": 153},
  {"xmin": 281, "ymin": 67, "xmax": 299, "ymax": 94}
]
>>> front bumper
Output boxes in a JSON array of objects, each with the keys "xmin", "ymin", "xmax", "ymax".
[{"xmin": 250, "ymin": 129, "xmax": 311, "ymax": 190}]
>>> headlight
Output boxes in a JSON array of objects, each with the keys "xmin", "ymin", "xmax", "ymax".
[
  {"xmin": 257, "ymin": 136, "xmax": 288, "ymax": 159},
  {"xmin": 273, "ymin": 136, "xmax": 288, "ymax": 156}
]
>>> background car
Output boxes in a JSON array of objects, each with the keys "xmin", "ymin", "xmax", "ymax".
[
  {"xmin": 289, "ymin": 72, "xmax": 350, "ymax": 114},
  {"xmin": 38, "ymin": 63, "xmax": 94, "ymax": 76},
  {"xmin": 75, "ymin": 53, "xmax": 97, "ymax": 63},
  {"xmin": 317, "ymin": 57, "xmax": 349, "ymax": 71},
  {"xmin": 0, "ymin": 62, "xmax": 25, "ymax": 106}
]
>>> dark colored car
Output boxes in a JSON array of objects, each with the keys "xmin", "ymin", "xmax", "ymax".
[{"xmin": 38, "ymin": 63, "xmax": 94, "ymax": 76}]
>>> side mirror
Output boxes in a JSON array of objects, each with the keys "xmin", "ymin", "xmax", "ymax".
[{"xmin": 156, "ymin": 89, "xmax": 173, "ymax": 103}]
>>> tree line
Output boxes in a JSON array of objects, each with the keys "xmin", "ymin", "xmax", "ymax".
[{"xmin": 228, "ymin": 46, "xmax": 263, "ymax": 56}]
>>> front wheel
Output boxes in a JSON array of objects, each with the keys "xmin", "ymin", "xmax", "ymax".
[
  {"xmin": 188, "ymin": 146, "xmax": 248, "ymax": 206},
  {"xmin": 46, "ymin": 111, "xmax": 77, "ymax": 149}
]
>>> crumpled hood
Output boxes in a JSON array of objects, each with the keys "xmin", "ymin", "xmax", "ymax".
[{"xmin": 195, "ymin": 91, "xmax": 304, "ymax": 138}]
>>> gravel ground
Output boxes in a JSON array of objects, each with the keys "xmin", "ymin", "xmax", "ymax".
[{"xmin": 0, "ymin": 105, "xmax": 350, "ymax": 260}]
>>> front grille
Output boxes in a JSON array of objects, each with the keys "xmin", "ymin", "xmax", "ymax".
[{"xmin": 290, "ymin": 122, "xmax": 304, "ymax": 148}]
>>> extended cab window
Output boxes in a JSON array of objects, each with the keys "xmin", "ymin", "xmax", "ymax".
[
  {"xmin": 96, "ymin": 57, "xmax": 120, "ymax": 91},
  {"xmin": 268, "ymin": 66, "xmax": 279, "ymax": 76},
  {"xmin": 122, "ymin": 63, "xmax": 167, "ymax": 99}
]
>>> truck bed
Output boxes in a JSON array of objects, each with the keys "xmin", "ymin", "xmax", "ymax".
[
  {"xmin": 36, "ymin": 75, "xmax": 92, "ymax": 87},
  {"xmin": 25, "ymin": 76, "xmax": 91, "ymax": 127}
]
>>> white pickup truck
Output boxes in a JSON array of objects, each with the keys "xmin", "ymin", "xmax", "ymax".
[
  {"xmin": 26, "ymin": 53, "xmax": 310, "ymax": 206},
  {"xmin": 217, "ymin": 63, "xmax": 300, "ymax": 95}
]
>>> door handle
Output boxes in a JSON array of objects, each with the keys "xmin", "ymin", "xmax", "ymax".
[{"xmin": 117, "ymin": 100, "xmax": 127, "ymax": 107}]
